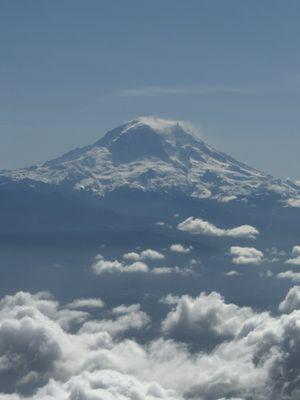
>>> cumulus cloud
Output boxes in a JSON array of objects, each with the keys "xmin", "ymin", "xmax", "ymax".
[
  {"xmin": 277, "ymin": 270, "xmax": 300, "ymax": 283},
  {"xmin": 92, "ymin": 255, "xmax": 191, "ymax": 276},
  {"xmin": 123, "ymin": 262, "xmax": 149, "ymax": 273},
  {"xmin": 279, "ymin": 286, "xmax": 300, "ymax": 313},
  {"xmin": 4, "ymin": 369, "xmax": 179, "ymax": 400},
  {"xmin": 285, "ymin": 245, "xmax": 300, "ymax": 265},
  {"xmin": 4, "ymin": 289, "xmax": 300, "ymax": 399},
  {"xmin": 161, "ymin": 292, "xmax": 255, "ymax": 343},
  {"xmin": 78, "ymin": 303, "xmax": 150, "ymax": 337},
  {"xmin": 169, "ymin": 244, "xmax": 193, "ymax": 253},
  {"xmin": 159, "ymin": 290, "xmax": 300, "ymax": 399},
  {"xmin": 293, "ymin": 246, "xmax": 300, "ymax": 256},
  {"xmin": 122, "ymin": 251, "xmax": 141, "ymax": 261},
  {"xmin": 287, "ymin": 197, "xmax": 300, "ymax": 207},
  {"xmin": 92, "ymin": 255, "xmax": 123, "ymax": 274},
  {"xmin": 0, "ymin": 292, "xmax": 83, "ymax": 395},
  {"xmin": 92, "ymin": 255, "xmax": 149, "ymax": 274},
  {"xmin": 141, "ymin": 249, "xmax": 165, "ymax": 260},
  {"xmin": 230, "ymin": 246, "xmax": 264, "ymax": 265},
  {"xmin": 123, "ymin": 249, "xmax": 165, "ymax": 261},
  {"xmin": 177, "ymin": 217, "xmax": 259, "ymax": 239},
  {"xmin": 0, "ymin": 291, "xmax": 152, "ymax": 397},
  {"xmin": 285, "ymin": 257, "xmax": 300, "ymax": 266},
  {"xmin": 152, "ymin": 266, "xmax": 193, "ymax": 276},
  {"xmin": 160, "ymin": 294, "xmax": 181, "ymax": 305}
]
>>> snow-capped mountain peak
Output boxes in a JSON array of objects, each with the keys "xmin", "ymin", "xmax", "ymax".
[
  {"xmin": 1, "ymin": 117, "xmax": 298, "ymax": 202},
  {"xmin": 96, "ymin": 116, "xmax": 200, "ymax": 148},
  {"xmin": 119, "ymin": 116, "xmax": 190, "ymax": 134}
]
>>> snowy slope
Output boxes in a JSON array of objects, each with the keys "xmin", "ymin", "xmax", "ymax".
[{"xmin": 1, "ymin": 117, "xmax": 298, "ymax": 203}]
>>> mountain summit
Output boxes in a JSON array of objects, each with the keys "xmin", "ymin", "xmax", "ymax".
[{"xmin": 1, "ymin": 117, "xmax": 298, "ymax": 202}]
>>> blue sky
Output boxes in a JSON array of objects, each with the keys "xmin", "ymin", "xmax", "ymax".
[{"xmin": 1, "ymin": 0, "xmax": 300, "ymax": 178}]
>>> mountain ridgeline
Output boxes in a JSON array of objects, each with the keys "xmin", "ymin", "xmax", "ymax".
[{"xmin": 0, "ymin": 117, "xmax": 300, "ymax": 235}]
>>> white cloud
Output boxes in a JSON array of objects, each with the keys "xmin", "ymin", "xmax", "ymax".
[
  {"xmin": 92, "ymin": 255, "xmax": 123, "ymax": 274},
  {"xmin": 178, "ymin": 217, "xmax": 259, "ymax": 239},
  {"xmin": 66, "ymin": 298, "xmax": 105, "ymax": 309},
  {"xmin": 151, "ymin": 266, "xmax": 193, "ymax": 276},
  {"xmin": 92, "ymin": 255, "xmax": 149, "ymax": 274},
  {"xmin": 123, "ymin": 249, "xmax": 165, "ymax": 261},
  {"xmin": 112, "ymin": 304, "xmax": 141, "ymax": 315},
  {"xmin": 124, "ymin": 262, "xmax": 149, "ymax": 273},
  {"xmin": 279, "ymin": 286, "xmax": 300, "ymax": 313},
  {"xmin": 161, "ymin": 292, "xmax": 255, "ymax": 341},
  {"xmin": 230, "ymin": 246, "xmax": 264, "ymax": 265},
  {"xmin": 218, "ymin": 195, "xmax": 237, "ymax": 203},
  {"xmin": 287, "ymin": 198, "xmax": 300, "ymax": 207},
  {"xmin": 122, "ymin": 252, "xmax": 141, "ymax": 261},
  {"xmin": 79, "ymin": 303, "xmax": 150, "ymax": 337},
  {"xmin": 156, "ymin": 221, "xmax": 166, "ymax": 226},
  {"xmin": 141, "ymin": 249, "xmax": 165, "ymax": 260},
  {"xmin": 152, "ymin": 267, "xmax": 173, "ymax": 275},
  {"xmin": 277, "ymin": 270, "xmax": 300, "ymax": 283},
  {"xmin": 292, "ymin": 246, "xmax": 300, "ymax": 256},
  {"xmin": 160, "ymin": 294, "xmax": 181, "ymax": 305},
  {"xmin": 170, "ymin": 244, "xmax": 193, "ymax": 253},
  {"xmin": 4, "ymin": 369, "xmax": 179, "ymax": 400},
  {"xmin": 4, "ymin": 290, "xmax": 300, "ymax": 399},
  {"xmin": 225, "ymin": 270, "xmax": 240, "ymax": 276},
  {"xmin": 285, "ymin": 257, "xmax": 300, "ymax": 265},
  {"xmin": 285, "ymin": 246, "xmax": 300, "ymax": 265},
  {"xmin": 92, "ymin": 255, "xmax": 193, "ymax": 276}
]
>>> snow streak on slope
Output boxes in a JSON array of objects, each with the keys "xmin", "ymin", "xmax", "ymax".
[{"xmin": 1, "ymin": 117, "xmax": 298, "ymax": 202}]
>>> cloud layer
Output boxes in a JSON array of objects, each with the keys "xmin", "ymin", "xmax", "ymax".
[{"xmin": 3, "ymin": 288, "xmax": 300, "ymax": 399}]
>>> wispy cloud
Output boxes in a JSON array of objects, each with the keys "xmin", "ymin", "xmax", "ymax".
[{"xmin": 116, "ymin": 84, "xmax": 255, "ymax": 98}]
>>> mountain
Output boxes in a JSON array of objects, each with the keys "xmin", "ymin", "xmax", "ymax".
[
  {"xmin": 0, "ymin": 117, "xmax": 300, "ymax": 234},
  {"xmin": 1, "ymin": 117, "xmax": 298, "ymax": 202}
]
